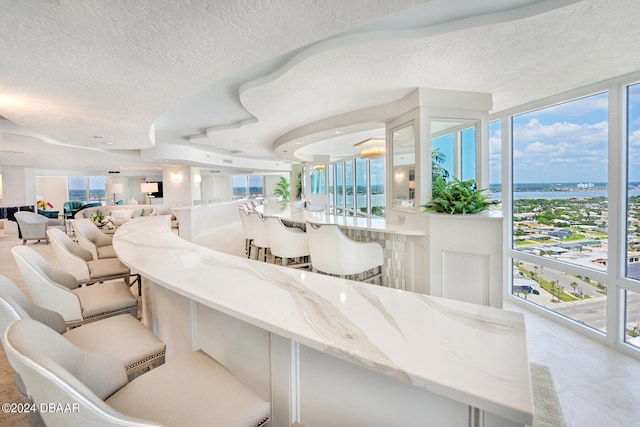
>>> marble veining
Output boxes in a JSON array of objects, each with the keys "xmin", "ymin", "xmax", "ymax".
[{"xmin": 114, "ymin": 216, "xmax": 533, "ymax": 425}]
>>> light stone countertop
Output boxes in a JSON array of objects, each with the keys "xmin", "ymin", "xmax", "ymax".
[
  {"xmin": 114, "ymin": 216, "xmax": 533, "ymax": 425},
  {"xmin": 257, "ymin": 202, "xmax": 425, "ymax": 236}
]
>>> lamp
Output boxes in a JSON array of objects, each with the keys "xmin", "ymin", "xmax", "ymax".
[
  {"xmin": 354, "ymin": 138, "xmax": 386, "ymax": 159},
  {"xmin": 105, "ymin": 183, "xmax": 123, "ymax": 205},
  {"xmin": 141, "ymin": 182, "xmax": 158, "ymax": 205}
]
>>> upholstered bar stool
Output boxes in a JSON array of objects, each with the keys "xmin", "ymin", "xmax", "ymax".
[
  {"xmin": 73, "ymin": 218, "xmax": 117, "ymax": 259},
  {"xmin": 306, "ymin": 223, "xmax": 384, "ymax": 283},
  {"xmin": 47, "ymin": 228, "xmax": 140, "ymax": 293},
  {"xmin": 0, "ymin": 276, "xmax": 165, "ymax": 379},
  {"xmin": 265, "ymin": 216, "xmax": 310, "ymax": 268},
  {"xmin": 12, "ymin": 246, "xmax": 138, "ymax": 328},
  {"xmin": 237, "ymin": 206, "xmax": 254, "ymax": 257},
  {"xmin": 5, "ymin": 319, "xmax": 271, "ymax": 427},
  {"xmin": 247, "ymin": 211, "xmax": 271, "ymax": 262}
]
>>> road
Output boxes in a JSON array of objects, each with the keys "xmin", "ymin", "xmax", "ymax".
[{"xmin": 514, "ymin": 285, "xmax": 640, "ymax": 334}]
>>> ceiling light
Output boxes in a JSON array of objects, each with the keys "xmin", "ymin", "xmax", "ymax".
[{"xmin": 354, "ymin": 138, "xmax": 386, "ymax": 159}]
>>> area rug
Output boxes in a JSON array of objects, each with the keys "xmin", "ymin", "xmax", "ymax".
[{"xmin": 530, "ymin": 362, "xmax": 567, "ymax": 427}]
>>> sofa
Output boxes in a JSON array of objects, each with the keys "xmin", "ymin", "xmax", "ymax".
[{"xmin": 75, "ymin": 205, "xmax": 158, "ymax": 226}]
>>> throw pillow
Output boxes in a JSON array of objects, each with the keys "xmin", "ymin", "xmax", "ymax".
[{"xmin": 111, "ymin": 209, "xmax": 131, "ymax": 220}]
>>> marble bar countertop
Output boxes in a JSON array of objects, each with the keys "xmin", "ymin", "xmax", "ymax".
[
  {"xmin": 114, "ymin": 216, "xmax": 533, "ymax": 425},
  {"xmin": 256, "ymin": 202, "xmax": 425, "ymax": 236}
]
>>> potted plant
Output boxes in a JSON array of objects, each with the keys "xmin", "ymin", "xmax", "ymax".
[
  {"xmin": 422, "ymin": 176, "xmax": 492, "ymax": 214},
  {"xmin": 273, "ymin": 176, "xmax": 291, "ymax": 201}
]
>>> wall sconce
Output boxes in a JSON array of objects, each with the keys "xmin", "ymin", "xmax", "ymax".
[
  {"xmin": 141, "ymin": 182, "xmax": 158, "ymax": 205},
  {"xmin": 395, "ymin": 172, "xmax": 404, "ymax": 182},
  {"xmin": 194, "ymin": 174, "xmax": 201, "ymax": 184},
  {"xmin": 171, "ymin": 172, "xmax": 182, "ymax": 183}
]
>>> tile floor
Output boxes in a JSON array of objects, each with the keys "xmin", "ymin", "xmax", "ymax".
[{"xmin": 1, "ymin": 223, "xmax": 639, "ymax": 426}]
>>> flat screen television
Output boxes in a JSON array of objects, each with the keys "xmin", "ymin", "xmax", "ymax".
[{"xmin": 151, "ymin": 181, "xmax": 163, "ymax": 198}]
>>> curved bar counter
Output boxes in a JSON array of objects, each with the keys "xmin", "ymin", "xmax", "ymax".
[{"xmin": 114, "ymin": 216, "xmax": 533, "ymax": 427}]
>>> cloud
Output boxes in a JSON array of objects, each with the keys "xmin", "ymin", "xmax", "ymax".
[
  {"xmin": 512, "ymin": 114, "xmax": 608, "ymax": 183},
  {"xmin": 525, "ymin": 141, "xmax": 554, "ymax": 153}
]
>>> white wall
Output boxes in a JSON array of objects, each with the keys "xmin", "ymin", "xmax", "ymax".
[
  {"xmin": 162, "ymin": 166, "xmax": 192, "ymax": 208},
  {"xmin": 1, "ymin": 166, "xmax": 35, "ymax": 206},
  {"xmin": 35, "ymin": 176, "xmax": 67, "ymax": 212}
]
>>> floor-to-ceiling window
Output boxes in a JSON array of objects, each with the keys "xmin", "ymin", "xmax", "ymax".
[
  {"xmin": 370, "ymin": 157, "xmax": 385, "ymax": 216},
  {"xmin": 489, "ymin": 119, "xmax": 502, "ymax": 201},
  {"xmin": 501, "ymin": 78, "xmax": 640, "ymax": 356},
  {"xmin": 328, "ymin": 156, "xmax": 385, "ymax": 217},
  {"xmin": 68, "ymin": 176, "xmax": 106, "ymax": 203},
  {"xmin": 232, "ymin": 175, "xmax": 264, "ymax": 200},
  {"xmin": 510, "ymin": 92, "xmax": 609, "ymax": 332},
  {"xmin": 625, "ymin": 82, "xmax": 640, "ymax": 349}
]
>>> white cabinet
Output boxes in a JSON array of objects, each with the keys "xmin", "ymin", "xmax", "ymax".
[{"xmin": 428, "ymin": 210, "xmax": 504, "ymax": 307}]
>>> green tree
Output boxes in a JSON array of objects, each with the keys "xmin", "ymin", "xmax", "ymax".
[
  {"xmin": 570, "ymin": 281, "xmax": 579, "ymax": 296},
  {"xmin": 432, "ymin": 148, "xmax": 449, "ymax": 186}
]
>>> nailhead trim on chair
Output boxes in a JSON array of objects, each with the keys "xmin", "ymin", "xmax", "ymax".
[
  {"xmin": 125, "ymin": 351, "xmax": 166, "ymax": 371},
  {"xmin": 256, "ymin": 416, "xmax": 270, "ymax": 427},
  {"xmin": 82, "ymin": 306, "xmax": 137, "ymax": 320}
]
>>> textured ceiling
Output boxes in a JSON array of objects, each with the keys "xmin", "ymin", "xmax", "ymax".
[{"xmin": 1, "ymin": 0, "xmax": 639, "ymax": 174}]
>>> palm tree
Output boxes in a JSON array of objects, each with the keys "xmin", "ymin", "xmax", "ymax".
[
  {"xmin": 570, "ymin": 281, "xmax": 579, "ymax": 296},
  {"xmin": 550, "ymin": 280, "xmax": 559, "ymax": 302},
  {"xmin": 432, "ymin": 148, "xmax": 449, "ymax": 185}
]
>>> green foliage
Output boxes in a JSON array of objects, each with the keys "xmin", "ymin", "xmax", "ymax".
[
  {"xmin": 273, "ymin": 176, "xmax": 290, "ymax": 201},
  {"xmin": 422, "ymin": 176, "xmax": 491, "ymax": 214},
  {"xmin": 295, "ymin": 172, "xmax": 302, "ymax": 200}
]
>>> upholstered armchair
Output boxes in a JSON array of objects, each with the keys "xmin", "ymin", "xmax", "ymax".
[
  {"xmin": 306, "ymin": 223, "xmax": 384, "ymax": 283},
  {"xmin": 63, "ymin": 200, "xmax": 84, "ymax": 220},
  {"xmin": 11, "ymin": 246, "xmax": 138, "ymax": 327},
  {"xmin": 5, "ymin": 319, "xmax": 271, "ymax": 427},
  {"xmin": 73, "ymin": 218, "xmax": 117, "ymax": 259},
  {"xmin": 13, "ymin": 211, "xmax": 53, "ymax": 244},
  {"xmin": 0, "ymin": 275, "xmax": 165, "ymax": 379}
]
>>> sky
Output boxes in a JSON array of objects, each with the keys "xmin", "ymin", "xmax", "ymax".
[{"xmin": 490, "ymin": 86, "xmax": 640, "ymax": 184}]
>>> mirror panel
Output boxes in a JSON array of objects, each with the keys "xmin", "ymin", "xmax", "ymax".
[
  {"xmin": 430, "ymin": 119, "xmax": 479, "ymax": 184},
  {"xmin": 391, "ymin": 122, "xmax": 416, "ymax": 209}
]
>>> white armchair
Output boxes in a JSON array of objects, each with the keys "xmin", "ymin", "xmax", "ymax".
[
  {"xmin": 264, "ymin": 216, "xmax": 310, "ymax": 268},
  {"xmin": 46, "ymin": 228, "xmax": 137, "ymax": 290},
  {"xmin": 13, "ymin": 211, "xmax": 64, "ymax": 245},
  {"xmin": 247, "ymin": 211, "xmax": 270, "ymax": 262},
  {"xmin": 306, "ymin": 223, "xmax": 384, "ymax": 283},
  {"xmin": 5, "ymin": 319, "xmax": 271, "ymax": 427},
  {"xmin": 11, "ymin": 246, "xmax": 138, "ymax": 327},
  {"xmin": 73, "ymin": 218, "xmax": 117, "ymax": 259},
  {"xmin": 237, "ymin": 206, "xmax": 254, "ymax": 257},
  {"xmin": 0, "ymin": 276, "xmax": 165, "ymax": 379}
]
